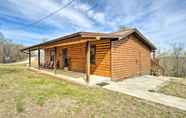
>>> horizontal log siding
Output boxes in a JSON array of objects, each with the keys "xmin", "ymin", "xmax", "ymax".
[
  {"xmin": 56, "ymin": 43, "xmax": 86, "ymax": 72},
  {"xmin": 91, "ymin": 39, "xmax": 111, "ymax": 77},
  {"xmin": 111, "ymin": 35, "xmax": 151, "ymax": 80},
  {"xmin": 43, "ymin": 39, "xmax": 111, "ymax": 77}
]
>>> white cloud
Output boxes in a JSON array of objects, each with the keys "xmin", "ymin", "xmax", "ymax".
[
  {"xmin": 4, "ymin": 0, "xmax": 96, "ymax": 29},
  {"xmin": 102, "ymin": 0, "xmax": 186, "ymax": 48},
  {"xmin": 88, "ymin": 11, "xmax": 106, "ymax": 24},
  {"xmin": 74, "ymin": 3, "xmax": 90, "ymax": 11},
  {"xmin": 1, "ymin": 0, "xmax": 186, "ymax": 49},
  {"xmin": 1, "ymin": 29, "xmax": 42, "ymax": 43},
  {"xmin": 0, "ymin": 28, "xmax": 62, "ymax": 45}
]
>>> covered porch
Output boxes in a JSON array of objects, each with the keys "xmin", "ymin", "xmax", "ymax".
[
  {"xmin": 26, "ymin": 41, "xmax": 100, "ymax": 85},
  {"xmin": 21, "ymin": 35, "xmax": 112, "ymax": 85},
  {"xmin": 29, "ymin": 67, "xmax": 111, "ymax": 86},
  {"xmin": 27, "ymin": 39, "xmax": 93, "ymax": 83}
]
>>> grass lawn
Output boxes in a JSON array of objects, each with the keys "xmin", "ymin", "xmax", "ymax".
[
  {"xmin": 0, "ymin": 64, "xmax": 186, "ymax": 118},
  {"xmin": 158, "ymin": 78, "xmax": 186, "ymax": 99}
]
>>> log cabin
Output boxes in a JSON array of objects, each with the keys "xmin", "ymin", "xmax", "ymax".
[{"xmin": 21, "ymin": 28, "xmax": 157, "ymax": 82}]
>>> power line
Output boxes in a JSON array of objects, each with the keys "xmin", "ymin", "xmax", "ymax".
[
  {"xmin": 1, "ymin": 0, "xmax": 100, "ymax": 30},
  {"xmin": 26, "ymin": 0, "xmax": 75, "ymax": 28},
  {"xmin": 1, "ymin": 0, "xmax": 103, "ymax": 45}
]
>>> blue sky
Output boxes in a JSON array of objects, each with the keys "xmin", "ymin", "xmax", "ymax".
[{"xmin": 0, "ymin": 0, "xmax": 186, "ymax": 49}]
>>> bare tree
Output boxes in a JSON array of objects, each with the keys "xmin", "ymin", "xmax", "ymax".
[
  {"xmin": 171, "ymin": 42, "xmax": 184, "ymax": 77},
  {"xmin": 159, "ymin": 42, "xmax": 186, "ymax": 77},
  {"xmin": 0, "ymin": 32, "xmax": 26, "ymax": 63}
]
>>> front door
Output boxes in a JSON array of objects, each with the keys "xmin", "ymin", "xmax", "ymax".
[{"xmin": 62, "ymin": 48, "xmax": 68, "ymax": 68}]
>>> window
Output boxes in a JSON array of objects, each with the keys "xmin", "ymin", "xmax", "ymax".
[{"xmin": 90, "ymin": 45, "xmax": 96, "ymax": 64}]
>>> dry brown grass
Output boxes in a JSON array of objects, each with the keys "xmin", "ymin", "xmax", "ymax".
[
  {"xmin": 0, "ymin": 64, "xmax": 186, "ymax": 118},
  {"xmin": 158, "ymin": 79, "xmax": 186, "ymax": 99}
]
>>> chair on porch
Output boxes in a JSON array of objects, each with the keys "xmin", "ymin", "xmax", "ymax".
[
  {"xmin": 42, "ymin": 60, "xmax": 59, "ymax": 69},
  {"xmin": 41, "ymin": 61, "xmax": 49, "ymax": 69},
  {"xmin": 48, "ymin": 61, "xmax": 54, "ymax": 69}
]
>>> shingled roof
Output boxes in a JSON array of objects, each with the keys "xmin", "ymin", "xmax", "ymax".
[
  {"xmin": 21, "ymin": 28, "xmax": 156, "ymax": 51},
  {"xmin": 111, "ymin": 28, "xmax": 156, "ymax": 50}
]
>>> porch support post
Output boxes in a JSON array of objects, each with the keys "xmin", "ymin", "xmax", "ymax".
[
  {"xmin": 86, "ymin": 41, "xmax": 90, "ymax": 83},
  {"xmin": 38, "ymin": 48, "xmax": 40, "ymax": 69},
  {"xmin": 152, "ymin": 50, "xmax": 156, "ymax": 59},
  {"xmin": 54, "ymin": 47, "xmax": 57, "ymax": 74},
  {"xmin": 28, "ymin": 49, "xmax": 31, "ymax": 67}
]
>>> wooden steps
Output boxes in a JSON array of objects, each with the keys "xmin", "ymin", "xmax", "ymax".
[{"xmin": 151, "ymin": 59, "xmax": 165, "ymax": 76}]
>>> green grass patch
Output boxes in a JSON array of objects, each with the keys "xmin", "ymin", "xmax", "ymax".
[
  {"xmin": 0, "ymin": 65, "xmax": 105, "ymax": 106},
  {"xmin": 158, "ymin": 79, "xmax": 186, "ymax": 99},
  {"xmin": 36, "ymin": 95, "xmax": 45, "ymax": 106},
  {"xmin": 15, "ymin": 96, "xmax": 24, "ymax": 113},
  {"xmin": 0, "ymin": 64, "xmax": 186, "ymax": 117}
]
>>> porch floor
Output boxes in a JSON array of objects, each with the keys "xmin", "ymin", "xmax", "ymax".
[{"xmin": 29, "ymin": 67, "xmax": 111, "ymax": 86}]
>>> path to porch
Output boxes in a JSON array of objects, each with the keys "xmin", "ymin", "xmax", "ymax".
[{"xmin": 29, "ymin": 67, "xmax": 111, "ymax": 87}]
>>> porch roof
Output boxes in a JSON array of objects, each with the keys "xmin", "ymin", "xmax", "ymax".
[{"xmin": 21, "ymin": 28, "xmax": 156, "ymax": 52}]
